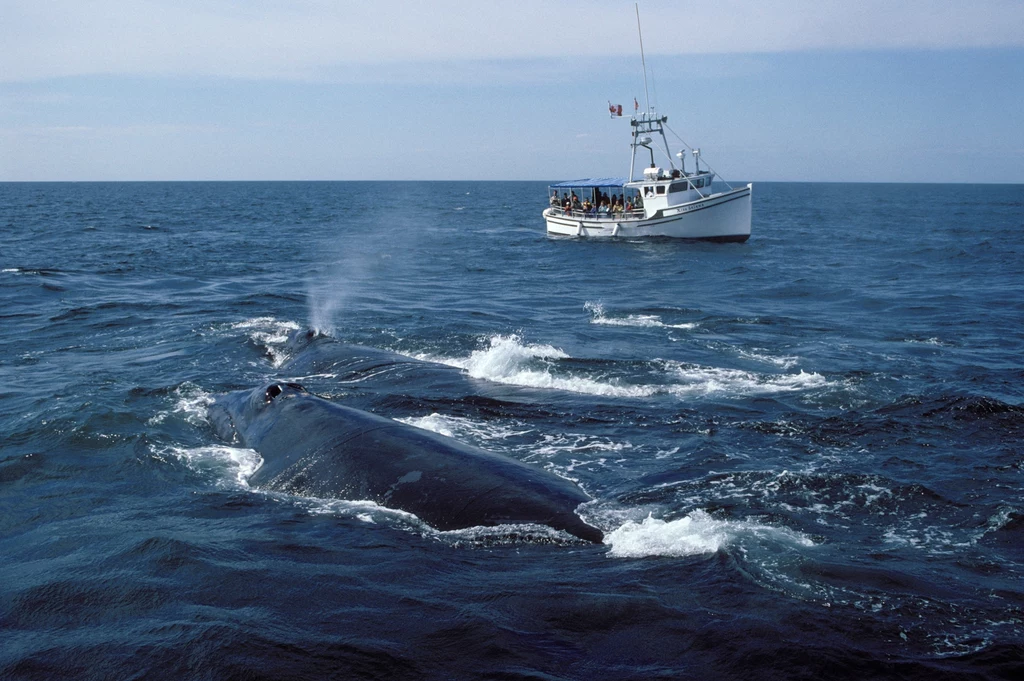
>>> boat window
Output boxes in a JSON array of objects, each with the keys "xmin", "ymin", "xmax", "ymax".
[
  {"xmin": 656, "ymin": 185, "xmax": 666, "ymax": 195},
  {"xmin": 693, "ymin": 178, "xmax": 704, "ymax": 189},
  {"xmin": 670, "ymin": 181, "xmax": 690, "ymax": 192}
]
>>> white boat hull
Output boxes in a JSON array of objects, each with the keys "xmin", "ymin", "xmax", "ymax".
[{"xmin": 544, "ymin": 184, "xmax": 752, "ymax": 241}]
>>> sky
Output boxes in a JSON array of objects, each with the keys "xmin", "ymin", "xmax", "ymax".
[{"xmin": 2, "ymin": 0, "xmax": 1023, "ymax": 183}]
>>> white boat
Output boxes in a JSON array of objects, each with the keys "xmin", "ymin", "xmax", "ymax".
[
  {"xmin": 543, "ymin": 114, "xmax": 752, "ymax": 241},
  {"xmin": 543, "ymin": 8, "xmax": 752, "ymax": 241}
]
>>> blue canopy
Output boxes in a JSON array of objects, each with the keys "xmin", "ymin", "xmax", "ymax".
[{"xmin": 549, "ymin": 177, "xmax": 627, "ymax": 189}]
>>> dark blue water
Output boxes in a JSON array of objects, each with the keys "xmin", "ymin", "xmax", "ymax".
[{"xmin": 1, "ymin": 181, "xmax": 1022, "ymax": 680}]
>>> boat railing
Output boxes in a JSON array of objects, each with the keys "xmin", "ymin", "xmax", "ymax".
[{"xmin": 549, "ymin": 208, "xmax": 645, "ymax": 221}]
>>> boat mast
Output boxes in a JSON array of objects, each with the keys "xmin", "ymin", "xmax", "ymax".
[
  {"xmin": 628, "ymin": 3, "xmax": 673, "ymax": 183},
  {"xmin": 629, "ymin": 3, "xmax": 646, "ymax": 183}
]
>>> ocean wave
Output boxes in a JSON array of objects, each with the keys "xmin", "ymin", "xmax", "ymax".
[
  {"xmin": 425, "ymin": 334, "xmax": 831, "ymax": 400},
  {"xmin": 429, "ymin": 335, "xmax": 656, "ymax": 397},
  {"xmin": 426, "ymin": 333, "xmax": 645, "ymax": 397}
]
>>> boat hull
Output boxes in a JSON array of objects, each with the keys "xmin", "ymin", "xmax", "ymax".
[{"xmin": 544, "ymin": 184, "xmax": 752, "ymax": 241}]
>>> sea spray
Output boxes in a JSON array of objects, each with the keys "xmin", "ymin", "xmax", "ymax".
[{"xmin": 305, "ymin": 214, "xmax": 428, "ymax": 336}]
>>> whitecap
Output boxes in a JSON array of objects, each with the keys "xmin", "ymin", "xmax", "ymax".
[
  {"xmin": 431, "ymin": 335, "xmax": 639, "ymax": 396},
  {"xmin": 606, "ymin": 510, "xmax": 814, "ymax": 558},
  {"xmin": 430, "ymin": 335, "xmax": 654, "ymax": 397}
]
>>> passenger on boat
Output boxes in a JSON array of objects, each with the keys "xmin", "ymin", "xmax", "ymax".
[{"xmin": 550, "ymin": 191, "xmax": 560, "ymax": 208}]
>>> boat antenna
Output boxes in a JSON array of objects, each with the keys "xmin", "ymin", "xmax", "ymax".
[{"xmin": 635, "ymin": 3, "xmax": 651, "ymax": 114}]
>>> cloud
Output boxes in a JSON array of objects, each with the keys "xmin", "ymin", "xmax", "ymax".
[{"xmin": 3, "ymin": 0, "xmax": 1023, "ymax": 83}]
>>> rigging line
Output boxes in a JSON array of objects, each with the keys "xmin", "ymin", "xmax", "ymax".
[
  {"xmin": 636, "ymin": 3, "xmax": 651, "ymax": 113},
  {"xmin": 650, "ymin": 63, "xmax": 659, "ymax": 114},
  {"xmin": 664, "ymin": 122, "xmax": 736, "ymax": 191}
]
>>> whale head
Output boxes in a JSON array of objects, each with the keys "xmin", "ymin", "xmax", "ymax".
[
  {"xmin": 284, "ymin": 327, "xmax": 328, "ymax": 355},
  {"xmin": 208, "ymin": 382, "xmax": 308, "ymax": 446}
]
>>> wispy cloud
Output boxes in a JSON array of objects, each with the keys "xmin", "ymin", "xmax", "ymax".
[{"xmin": 3, "ymin": 0, "xmax": 1023, "ymax": 83}]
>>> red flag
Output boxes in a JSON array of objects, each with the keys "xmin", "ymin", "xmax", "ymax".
[
  {"xmin": 634, "ymin": 98, "xmax": 639, "ymax": 111},
  {"xmin": 608, "ymin": 101, "xmax": 616, "ymax": 115},
  {"xmin": 616, "ymin": 104, "xmax": 623, "ymax": 116}
]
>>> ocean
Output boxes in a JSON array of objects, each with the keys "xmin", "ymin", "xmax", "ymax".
[{"xmin": 1, "ymin": 180, "xmax": 1022, "ymax": 680}]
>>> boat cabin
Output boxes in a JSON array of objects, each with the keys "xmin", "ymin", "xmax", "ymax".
[{"xmin": 624, "ymin": 167, "xmax": 716, "ymax": 216}]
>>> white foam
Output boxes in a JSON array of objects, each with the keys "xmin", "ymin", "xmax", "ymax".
[
  {"xmin": 279, "ymin": 495, "xmax": 584, "ymax": 545},
  {"xmin": 147, "ymin": 382, "xmax": 215, "ymax": 426},
  {"xmin": 458, "ymin": 334, "xmax": 568, "ymax": 375},
  {"xmin": 585, "ymin": 301, "xmax": 697, "ymax": 330},
  {"xmin": 434, "ymin": 522, "xmax": 576, "ymax": 546},
  {"xmin": 396, "ymin": 413, "xmax": 531, "ymax": 443},
  {"xmin": 738, "ymin": 349, "xmax": 800, "ymax": 369},
  {"xmin": 227, "ymin": 317, "xmax": 302, "ymax": 366},
  {"xmin": 606, "ymin": 510, "xmax": 814, "ymax": 558},
  {"xmin": 429, "ymin": 334, "xmax": 658, "ymax": 397},
  {"xmin": 666, "ymin": 363, "xmax": 830, "ymax": 397},
  {"xmin": 531, "ymin": 433, "xmax": 634, "ymax": 458},
  {"xmin": 298, "ymin": 496, "xmax": 422, "ymax": 525},
  {"xmin": 423, "ymin": 334, "xmax": 829, "ymax": 400},
  {"xmin": 230, "ymin": 316, "xmax": 300, "ymax": 335},
  {"xmin": 483, "ymin": 368, "xmax": 659, "ymax": 398},
  {"xmin": 903, "ymin": 337, "xmax": 947, "ymax": 346},
  {"xmin": 162, "ymin": 444, "xmax": 262, "ymax": 488}
]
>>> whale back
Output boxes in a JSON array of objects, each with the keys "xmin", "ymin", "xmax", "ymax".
[{"xmin": 209, "ymin": 383, "xmax": 603, "ymax": 543}]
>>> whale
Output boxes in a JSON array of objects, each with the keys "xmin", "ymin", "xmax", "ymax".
[
  {"xmin": 275, "ymin": 328, "xmax": 557, "ymax": 411},
  {"xmin": 280, "ymin": 329, "xmax": 462, "ymax": 386},
  {"xmin": 208, "ymin": 382, "xmax": 604, "ymax": 543},
  {"xmin": 276, "ymin": 328, "xmax": 492, "ymax": 408}
]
